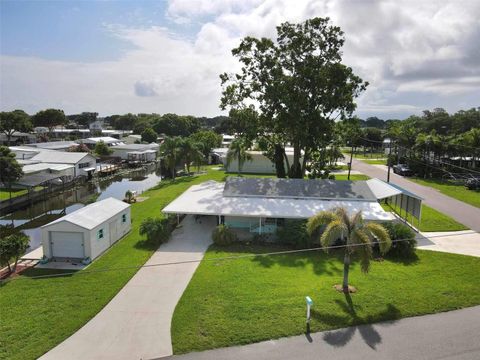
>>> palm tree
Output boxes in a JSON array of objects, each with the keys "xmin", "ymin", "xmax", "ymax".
[
  {"xmin": 160, "ymin": 137, "xmax": 180, "ymax": 179},
  {"xmin": 179, "ymin": 138, "xmax": 204, "ymax": 174},
  {"xmin": 307, "ymin": 207, "xmax": 391, "ymax": 293},
  {"xmin": 226, "ymin": 138, "xmax": 252, "ymax": 176}
]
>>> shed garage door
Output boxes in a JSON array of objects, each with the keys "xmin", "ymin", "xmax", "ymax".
[{"xmin": 50, "ymin": 231, "xmax": 84, "ymax": 258}]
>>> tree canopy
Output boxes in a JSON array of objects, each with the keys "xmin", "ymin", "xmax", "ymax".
[
  {"xmin": 141, "ymin": 127, "xmax": 158, "ymax": 143},
  {"xmin": 0, "ymin": 146, "xmax": 23, "ymax": 190},
  {"xmin": 0, "ymin": 110, "xmax": 32, "ymax": 145},
  {"xmin": 220, "ymin": 17, "xmax": 367, "ymax": 178},
  {"xmin": 32, "ymin": 109, "xmax": 66, "ymax": 132}
]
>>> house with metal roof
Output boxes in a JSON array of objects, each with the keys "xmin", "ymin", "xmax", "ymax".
[
  {"xmin": 163, "ymin": 177, "xmax": 421, "ymax": 239},
  {"xmin": 41, "ymin": 197, "xmax": 131, "ymax": 261},
  {"xmin": 110, "ymin": 143, "xmax": 159, "ymax": 162}
]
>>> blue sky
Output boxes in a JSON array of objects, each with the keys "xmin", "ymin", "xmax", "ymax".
[
  {"xmin": 0, "ymin": 0, "xmax": 197, "ymax": 62},
  {"xmin": 1, "ymin": 0, "xmax": 479, "ymax": 118}
]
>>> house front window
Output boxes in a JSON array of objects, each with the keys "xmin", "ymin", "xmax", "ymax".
[
  {"xmin": 79, "ymin": 162, "xmax": 90, "ymax": 169},
  {"xmin": 97, "ymin": 229, "xmax": 104, "ymax": 239},
  {"xmin": 122, "ymin": 214, "xmax": 127, "ymax": 223}
]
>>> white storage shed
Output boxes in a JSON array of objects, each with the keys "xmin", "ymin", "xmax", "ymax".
[{"xmin": 41, "ymin": 197, "xmax": 131, "ymax": 261}]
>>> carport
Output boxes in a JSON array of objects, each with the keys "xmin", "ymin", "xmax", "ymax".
[{"xmin": 367, "ymin": 178, "xmax": 423, "ymax": 229}]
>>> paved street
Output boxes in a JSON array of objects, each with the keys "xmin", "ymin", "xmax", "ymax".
[
  {"xmin": 351, "ymin": 158, "xmax": 480, "ymax": 232},
  {"xmin": 40, "ymin": 215, "xmax": 216, "ymax": 360},
  {"xmin": 165, "ymin": 306, "xmax": 480, "ymax": 360}
]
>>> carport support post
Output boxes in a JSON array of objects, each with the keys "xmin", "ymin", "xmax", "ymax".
[{"xmin": 259, "ymin": 217, "xmax": 262, "ymax": 235}]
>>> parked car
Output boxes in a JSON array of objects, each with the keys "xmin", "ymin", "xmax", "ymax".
[
  {"xmin": 466, "ymin": 178, "xmax": 480, "ymax": 190},
  {"xmin": 393, "ymin": 164, "xmax": 413, "ymax": 176}
]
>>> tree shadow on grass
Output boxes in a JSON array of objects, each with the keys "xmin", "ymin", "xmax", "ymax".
[
  {"xmin": 133, "ymin": 239, "xmax": 160, "ymax": 251},
  {"xmin": 384, "ymin": 253, "xmax": 420, "ymax": 266},
  {"xmin": 150, "ymin": 176, "xmax": 197, "ymax": 191},
  {"xmin": 309, "ymin": 293, "xmax": 401, "ymax": 350}
]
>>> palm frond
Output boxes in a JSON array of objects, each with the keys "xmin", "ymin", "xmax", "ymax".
[
  {"xmin": 352, "ymin": 229, "xmax": 372, "ymax": 273},
  {"xmin": 320, "ymin": 219, "xmax": 346, "ymax": 251},
  {"xmin": 306, "ymin": 211, "xmax": 336, "ymax": 235},
  {"xmin": 334, "ymin": 207, "xmax": 350, "ymax": 230},
  {"xmin": 351, "ymin": 210, "xmax": 364, "ymax": 231},
  {"xmin": 365, "ymin": 222, "xmax": 392, "ymax": 255}
]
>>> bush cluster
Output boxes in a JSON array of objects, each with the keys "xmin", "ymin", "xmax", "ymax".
[
  {"xmin": 139, "ymin": 217, "xmax": 170, "ymax": 244},
  {"xmin": 212, "ymin": 224, "xmax": 237, "ymax": 246},
  {"xmin": 276, "ymin": 219, "xmax": 313, "ymax": 249},
  {"xmin": 381, "ymin": 222, "xmax": 417, "ymax": 257}
]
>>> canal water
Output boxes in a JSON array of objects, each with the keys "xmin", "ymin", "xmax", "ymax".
[{"xmin": 0, "ymin": 163, "xmax": 162, "ymax": 251}]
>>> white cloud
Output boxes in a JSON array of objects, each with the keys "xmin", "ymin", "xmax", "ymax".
[{"xmin": 1, "ymin": 0, "xmax": 479, "ymax": 118}]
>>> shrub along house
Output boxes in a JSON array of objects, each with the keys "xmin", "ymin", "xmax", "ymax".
[
  {"xmin": 41, "ymin": 197, "xmax": 131, "ymax": 262},
  {"xmin": 162, "ymin": 177, "xmax": 422, "ymax": 240}
]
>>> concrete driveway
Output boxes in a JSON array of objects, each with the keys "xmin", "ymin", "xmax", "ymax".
[
  {"xmin": 417, "ymin": 230, "xmax": 480, "ymax": 257},
  {"xmin": 40, "ymin": 215, "xmax": 215, "ymax": 360},
  {"xmin": 350, "ymin": 158, "xmax": 480, "ymax": 232}
]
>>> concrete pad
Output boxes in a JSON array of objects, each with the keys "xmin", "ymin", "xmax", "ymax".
[
  {"xmin": 417, "ymin": 230, "xmax": 480, "ymax": 257},
  {"xmin": 21, "ymin": 246, "xmax": 44, "ymax": 260},
  {"xmin": 35, "ymin": 261, "xmax": 87, "ymax": 270},
  {"xmin": 40, "ymin": 215, "xmax": 215, "ymax": 360}
]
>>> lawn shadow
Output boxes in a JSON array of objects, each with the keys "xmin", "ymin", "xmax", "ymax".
[
  {"xmin": 150, "ymin": 176, "xmax": 197, "ymax": 191},
  {"xmin": 133, "ymin": 239, "xmax": 160, "ymax": 251},
  {"xmin": 385, "ymin": 253, "xmax": 419, "ymax": 266},
  {"xmin": 310, "ymin": 293, "xmax": 401, "ymax": 350},
  {"xmin": 250, "ymin": 246, "xmax": 343, "ymax": 276}
]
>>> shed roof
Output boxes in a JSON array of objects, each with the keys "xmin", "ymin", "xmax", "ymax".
[
  {"xmin": 82, "ymin": 137, "xmax": 123, "ymax": 144},
  {"xmin": 16, "ymin": 173, "xmax": 63, "ymax": 187},
  {"xmin": 223, "ymin": 177, "xmax": 377, "ymax": 201},
  {"xmin": 163, "ymin": 181, "xmax": 394, "ymax": 221},
  {"xmin": 43, "ymin": 197, "xmax": 130, "ymax": 230}
]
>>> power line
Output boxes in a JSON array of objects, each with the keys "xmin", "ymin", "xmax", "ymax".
[
  {"xmin": 2, "ymin": 231, "xmax": 475, "ymax": 283},
  {"xmin": 356, "ymin": 137, "xmax": 480, "ymax": 175}
]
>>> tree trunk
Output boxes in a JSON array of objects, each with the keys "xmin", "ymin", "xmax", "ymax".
[
  {"xmin": 289, "ymin": 141, "xmax": 302, "ymax": 178},
  {"xmin": 343, "ymin": 252, "xmax": 351, "ymax": 292},
  {"xmin": 274, "ymin": 144, "xmax": 286, "ymax": 178}
]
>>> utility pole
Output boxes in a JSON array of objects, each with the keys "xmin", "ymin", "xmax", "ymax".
[
  {"xmin": 387, "ymin": 139, "xmax": 393, "ymax": 183},
  {"xmin": 347, "ymin": 142, "xmax": 354, "ymax": 180}
]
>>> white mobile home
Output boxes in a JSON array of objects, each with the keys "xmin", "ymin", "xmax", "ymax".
[
  {"xmin": 110, "ymin": 143, "xmax": 159, "ymax": 162},
  {"xmin": 41, "ymin": 197, "xmax": 131, "ymax": 261}
]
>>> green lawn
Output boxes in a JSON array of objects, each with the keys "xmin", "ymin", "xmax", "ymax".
[
  {"xmin": 410, "ymin": 178, "xmax": 480, "ymax": 209},
  {"xmin": 0, "ymin": 168, "xmax": 227, "ymax": 360},
  {"xmin": 0, "ymin": 188, "xmax": 28, "ymax": 201},
  {"xmin": 172, "ymin": 245, "xmax": 480, "ymax": 354},
  {"xmin": 352, "ymin": 152, "xmax": 387, "ymax": 159},
  {"xmin": 382, "ymin": 203, "xmax": 468, "ymax": 232},
  {"xmin": 361, "ymin": 159, "xmax": 387, "ymax": 165},
  {"xmin": 334, "ymin": 174, "xmax": 371, "ymax": 181}
]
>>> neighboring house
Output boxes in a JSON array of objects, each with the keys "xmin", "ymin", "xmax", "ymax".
[
  {"xmin": 220, "ymin": 149, "xmax": 297, "ymax": 174},
  {"xmin": 123, "ymin": 134, "xmax": 142, "ymax": 144},
  {"xmin": 110, "ymin": 143, "xmax": 159, "ymax": 162},
  {"xmin": 26, "ymin": 141, "xmax": 77, "ymax": 151},
  {"xmin": 89, "ymin": 120, "xmax": 104, "ymax": 131},
  {"xmin": 101, "ymin": 129, "xmax": 133, "ymax": 140},
  {"xmin": 41, "ymin": 197, "xmax": 131, "ymax": 261},
  {"xmin": 81, "ymin": 137, "xmax": 124, "ymax": 149},
  {"xmin": 221, "ymin": 134, "xmax": 235, "ymax": 148},
  {"xmin": 9, "ymin": 146, "xmax": 97, "ymax": 178},
  {"xmin": 163, "ymin": 177, "xmax": 422, "ymax": 239},
  {"xmin": 20, "ymin": 161, "xmax": 75, "ymax": 179},
  {"xmin": 0, "ymin": 131, "xmax": 36, "ymax": 145}
]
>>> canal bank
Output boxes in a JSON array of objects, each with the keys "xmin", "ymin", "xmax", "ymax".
[{"xmin": 0, "ymin": 163, "xmax": 163, "ymax": 251}]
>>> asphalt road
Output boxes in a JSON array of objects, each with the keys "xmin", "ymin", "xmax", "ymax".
[
  {"xmin": 350, "ymin": 158, "xmax": 480, "ymax": 232},
  {"xmin": 164, "ymin": 306, "xmax": 480, "ymax": 360}
]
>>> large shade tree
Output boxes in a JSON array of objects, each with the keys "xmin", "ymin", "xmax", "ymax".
[
  {"xmin": 307, "ymin": 207, "xmax": 391, "ymax": 293},
  {"xmin": 0, "ymin": 146, "xmax": 24, "ymax": 200},
  {"xmin": 0, "ymin": 110, "xmax": 32, "ymax": 145},
  {"xmin": 220, "ymin": 17, "xmax": 368, "ymax": 178},
  {"xmin": 32, "ymin": 108, "xmax": 66, "ymax": 133}
]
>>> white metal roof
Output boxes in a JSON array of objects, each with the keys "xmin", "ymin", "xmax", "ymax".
[
  {"xmin": 30, "ymin": 149, "xmax": 93, "ymax": 164},
  {"xmin": 22, "ymin": 162, "xmax": 74, "ymax": 174},
  {"xmin": 162, "ymin": 181, "xmax": 395, "ymax": 221},
  {"xmin": 43, "ymin": 197, "xmax": 130, "ymax": 230},
  {"xmin": 82, "ymin": 137, "xmax": 123, "ymax": 145},
  {"xmin": 366, "ymin": 178, "xmax": 423, "ymax": 200}
]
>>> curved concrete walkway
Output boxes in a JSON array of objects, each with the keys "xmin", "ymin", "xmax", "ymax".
[{"xmin": 40, "ymin": 215, "xmax": 215, "ymax": 360}]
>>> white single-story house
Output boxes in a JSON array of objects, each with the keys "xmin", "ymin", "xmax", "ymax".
[
  {"xmin": 10, "ymin": 146, "xmax": 97, "ymax": 178},
  {"xmin": 81, "ymin": 136, "xmax": 125, "ymax": 148},
  {"xmin": 41, "ymin": 197, "xmax": 131, "ymax": 261},
  {"xmin": 0, "ymin": 131, "xmax": 36, "ymax": 145},
  {"xmin": 163, "ymin": 177, "xmax": 422, "ymax": 238},
  {"xmin": 110, "ymin": 143, "xmax": 159, "ymax": 162},
  {"xmin": 123, "ymin": 134, "xmax": 142, "ymax": 144},
  {"xmin": 26, "ymin": 140, "xmax": 77, "ymax": 151}
]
